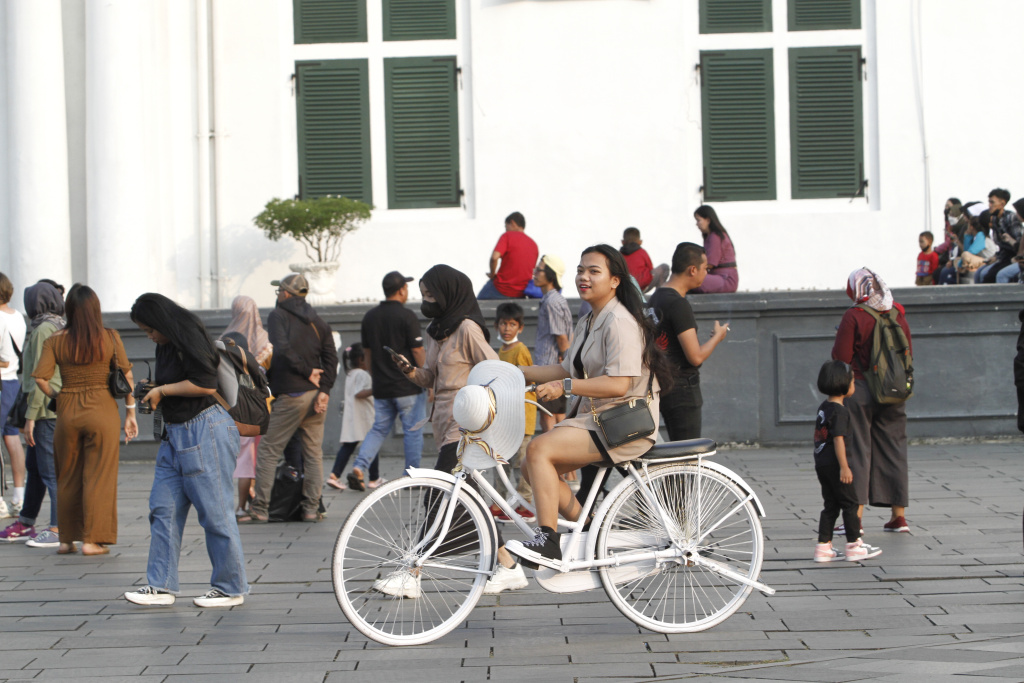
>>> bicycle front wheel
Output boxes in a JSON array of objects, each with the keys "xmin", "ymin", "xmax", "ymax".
[
  {"xmin": 332, "ymin": 477, "xmax": 496, "ymax": 646},
  {"xmin": 597, "ymin": 463, "xmax": 763, "ymax": 633}
]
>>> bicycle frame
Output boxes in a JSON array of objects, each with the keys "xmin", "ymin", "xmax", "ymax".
[{"xmin": 404, "ymin": 454, "xmax": 774, "ymax": 597}]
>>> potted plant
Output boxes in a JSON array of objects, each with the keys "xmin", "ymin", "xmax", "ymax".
[{"xmin": 254, "ymin": 196, "xmax": 372, "ymax": 305}]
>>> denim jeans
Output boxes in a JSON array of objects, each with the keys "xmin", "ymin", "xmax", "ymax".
[
  {"xmin": 352, "ymin": 392, "xmax": 427, "ymax": 474},
  {"xmin": 996, "ymin": 262, "xmax": 1022, "ymax": 283},
  {"xmin": 20, "ymin": 419, "xmax": 57, "ymax": 528},
  {"xmin": 477, "ymin": 279, "xmax": 515, "ymax": 300},
  {"xmin": 146, "ymin": 405, "xmax": 249, "ymax": 596}
]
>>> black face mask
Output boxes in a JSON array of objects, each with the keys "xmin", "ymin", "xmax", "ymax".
[{"xmin": 421, "ymin": 301, "xmax": 443, "ymax": 319}]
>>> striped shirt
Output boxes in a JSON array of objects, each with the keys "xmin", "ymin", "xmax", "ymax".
[{"xmin": 535, "ymin": 289, "xmax": 573, "ymax": 366}]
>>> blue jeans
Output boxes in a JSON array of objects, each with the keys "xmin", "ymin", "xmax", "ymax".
[
  {"xmin": 477, "ymin": 279, "xmax": 516, "ymax": 299},
  {"xmin": 0, "ymin": 379, "xmax": 21, "ymax": 436},
  {"xmin": 146, "ymin": 405, "xmax": 249, "ymax": 596},
  {"xmin": 352, "ymin": 392, "xmax": 427, "ymax": 475},
  {"xmin": 974, "ymin": 263, "xmax": 998, "ymax": 283},
  {"xmin": 20, "ymin": 419, "xmax": 57, "ymax": 528},
  {"xmin": 996, "ymin": 262, "xmax": 1022, "ymax": 283}
]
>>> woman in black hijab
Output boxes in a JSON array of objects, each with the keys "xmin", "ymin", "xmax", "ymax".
[{"xmin": 370, "ymin": 265, "xmax": 529, "ymax": 596}]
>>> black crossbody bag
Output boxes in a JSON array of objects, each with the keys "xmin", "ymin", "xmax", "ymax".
[{"xmin": 589, "ymin": 373, "xmax": 656, "ymax": 449}]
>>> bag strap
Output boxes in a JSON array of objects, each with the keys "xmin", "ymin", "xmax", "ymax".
[
  {"xmin": 107, "ymin": 330, "xmax": 121, "ymax": 371},
  {"xmin": 9, "ymin": 333, "xmax": 21, "ymax": 360}
]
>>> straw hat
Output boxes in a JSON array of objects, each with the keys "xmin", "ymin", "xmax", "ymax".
[{"xmin": 452, "ymin": 360, "xmax": 526, "ymax": 470}]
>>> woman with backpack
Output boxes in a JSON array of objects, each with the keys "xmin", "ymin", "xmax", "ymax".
[
  {"xmin": 123, "ymin": 293, "xmax": 249, "ymax": 608},
  {"xmin": 832, "ymin": 268, "xmax": 913, "ymax": 534}
]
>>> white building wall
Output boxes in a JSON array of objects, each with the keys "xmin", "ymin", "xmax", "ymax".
[{"xmin": 3, "ymin": 0, "xmax": 1022, "ymax": 311}]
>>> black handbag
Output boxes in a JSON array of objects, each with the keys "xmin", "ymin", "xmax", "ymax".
[
  {"xmin": 6, "ymin": 388, "xmax": 28, "ymax": 429},
  {"xmin": 590, "ymin": 374, "xmax": 656, "ymax": 449},
  {"xmin": 107, "ymin": 331, "xmax": 132, "ymax": 399}
]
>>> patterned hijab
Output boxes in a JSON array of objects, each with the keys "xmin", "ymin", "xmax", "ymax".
[
  {"xmin": 846, "ymin": 267, "xmax": 893, "ymax": 312},
  {"xmin": 223, "ymin": 295, "xmax": 270, "ymax": 356}
]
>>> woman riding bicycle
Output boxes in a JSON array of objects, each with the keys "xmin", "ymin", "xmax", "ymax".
[{"xmin": 508, "ymin": 244, "xmax": 672, "ymax": 569}]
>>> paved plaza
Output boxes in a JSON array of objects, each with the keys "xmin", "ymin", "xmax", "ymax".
[{"xmin": 1, "ymin": 440, "xmax": 1023, "ymax": 682}]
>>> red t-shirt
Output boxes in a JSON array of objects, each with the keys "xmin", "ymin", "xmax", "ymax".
[
  {"xmin": 622, "ymin": 247, "xmax": 654, "ymax": 290},
  {"xmin": 492, "ymin": 231, "xmax": 538, "ymax": 297},
  {"xmin": 916, "ymin": 251, "xmax": 939, "ymax": 277},
  {"xmin": 832, "ymin": 302, "xmax": 913, "ymax": 381}
]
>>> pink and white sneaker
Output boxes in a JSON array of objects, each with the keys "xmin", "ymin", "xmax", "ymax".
[
  {"xmin": 813, "ymin": 543, "xmax": 844, "ymax": 562},
  {"xmin": 845, "ymin": 538, "xmax": 882, "ymax": 561}
]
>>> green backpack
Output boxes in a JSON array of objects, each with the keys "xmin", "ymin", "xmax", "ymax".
[{"xmin": 855, "ymin": 304, "xmax": 914, "ymax": 404}]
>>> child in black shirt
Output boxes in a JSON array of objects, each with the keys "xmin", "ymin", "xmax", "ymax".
[{"xmin": 813, "ymin": 360, "xmax": 882, "ymax": 563}]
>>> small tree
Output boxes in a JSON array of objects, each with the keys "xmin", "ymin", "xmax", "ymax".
[{"xmin": 254, "ymin": 196, "xmax": 372, "ymax": 263}]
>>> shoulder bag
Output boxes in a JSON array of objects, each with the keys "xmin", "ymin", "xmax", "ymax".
[
  {"xmin": 108, "ymin": 331, "xmax": 132, "ymax": 399},
  {"xmin": 589, "ymin": 374, "xmax": 656, "ymax": 449}
]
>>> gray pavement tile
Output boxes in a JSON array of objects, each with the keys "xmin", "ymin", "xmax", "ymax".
[
  {"xmin": 165, "ymin": 675, "xmax": 328, "ymax": 683},
  {"xmin": 326, "ymin": 669, "xmax": 489, "ymax": 682},
  {"xmin": 143, "ymin": 663, "xmax": 251, "ymax": 675},
  {"xmin": 29, "ymin": 666, "xmax": 149, "ymax": 678},
  {"xmin": 702, "ymin": 666, "xmax": 870, "ymax": 682}
]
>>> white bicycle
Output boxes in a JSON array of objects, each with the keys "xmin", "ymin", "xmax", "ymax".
[{"xmin": 331, "ymin": 370, "xmax": 774, "ymax": 646}]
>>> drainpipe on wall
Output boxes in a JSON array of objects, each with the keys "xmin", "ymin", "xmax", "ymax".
[
  {"xmin": 194, "ymin": 0, "xmax": 212, "ymax": 308},
  {"xmin": 909, "ymin": 0, "xmax": 931, "ymax": 231}
]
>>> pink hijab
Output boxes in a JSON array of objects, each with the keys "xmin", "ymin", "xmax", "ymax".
[
  {"xmin": 846, "ymin": 267, "xmax": 893, "ymax": 312},
  {"xmin": 223, "ymin": 295, "xmax": 270, "ymax": 356}
]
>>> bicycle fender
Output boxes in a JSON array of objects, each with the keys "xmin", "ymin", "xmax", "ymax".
[
  {"xmin": 584, "ymin": 461, "xmax": 767, "ymax": 560},
  {"xmin": 404, "ymin": 467, "xmax": 500, "ymax": 570},
  {"xmin": 697, "ymin": 461, "xmax": 767, "ymax": 518}
]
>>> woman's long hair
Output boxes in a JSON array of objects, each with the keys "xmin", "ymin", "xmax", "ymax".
[
  {"xmin": 580, "ymin": 245, "xmax": 673, "ymax": 392},
  {"xmin": 130, "ymin": 293, "xmax": 218, "ymax": 375},
  {"xmin": 65, "ymin": 284, "xmax": 107, "ymax": 364},
  {"xmin": 694, "ymin": 205, "xmax": 729, "ymax": 239}
]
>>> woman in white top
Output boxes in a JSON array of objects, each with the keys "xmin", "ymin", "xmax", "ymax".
[{"xmin": 0, "ymin": 272, "xmax": 28, "ymax": 514}]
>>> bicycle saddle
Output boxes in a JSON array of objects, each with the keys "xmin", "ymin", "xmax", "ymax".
[{"xmin": 640, "ymin": 438, "xmax": 717, "ymax": 460}]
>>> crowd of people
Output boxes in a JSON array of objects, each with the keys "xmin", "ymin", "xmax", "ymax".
[
  {"xmin": 917, "ymin": 189, "xmax": 1024, "ymax": 286},
  {"xmin": 0, "ymin": 201, "xmax": 924, "ymax": 604}
]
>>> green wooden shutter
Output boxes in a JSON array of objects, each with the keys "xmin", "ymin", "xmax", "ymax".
[
  {"xmin": 788, "ymin": 0, "xmax": 860, "ymax": 31},
  {"xmin": 700, "ymin": 50, "xmax": 776, "ymax": 202},
  {"xmin": 789, "ymin": 47, "xmax": 863, "ymax": 199},
  {"xmin": 295, "ymin": 60, "xmax": 372, "ymax": 203},
  {"xmin": 700, "ymin": 0, "xmax": 771, "ymax": 34},
  {"xmin": 384, "ymin": 57, "xmax": 461, "ymax": 209},
  {"xmin": 383, "ymin": 0, "xmax": 455, "ymax": 41},
  {"xmin": 293, "ymin": 0, "xmax": 366, "ymax": 44}
]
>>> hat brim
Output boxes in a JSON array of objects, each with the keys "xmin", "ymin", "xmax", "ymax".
[{"xmin": 455, "ymin": 360, "xmax": 526, "ymax": 470}]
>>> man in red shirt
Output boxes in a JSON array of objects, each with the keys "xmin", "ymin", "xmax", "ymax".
[{"xmin": 478, "ymin": 212, "xmax": 538, "ymax": 299}]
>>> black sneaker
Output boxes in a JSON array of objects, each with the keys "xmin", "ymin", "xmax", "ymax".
[{"xmin": 506, "ymin": 526, "xmax": 562, "ymax": 570}]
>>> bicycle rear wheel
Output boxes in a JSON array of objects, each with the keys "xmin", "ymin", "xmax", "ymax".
[
  {"xmin": 332, "ymin": 477, "xmax": 496, "ymax": 646},
  {"xmin": 597, "ymin": 463, "xmax": 763, "ymax": 633}
]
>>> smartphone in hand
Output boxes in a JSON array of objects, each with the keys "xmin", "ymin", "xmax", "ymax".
[{"xmin": 382, "ymin": 346, "xmax": 412, "ymax": 372}]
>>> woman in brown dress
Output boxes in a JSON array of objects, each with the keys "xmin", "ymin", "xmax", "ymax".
[{"xmin": 33, "ymin": 284, "xmax": 137, "ymax": 555}]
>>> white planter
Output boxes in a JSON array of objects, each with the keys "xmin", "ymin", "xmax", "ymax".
[{"xmin": 289, "ymin": 261, "xmax": 340, "ymax": 306}]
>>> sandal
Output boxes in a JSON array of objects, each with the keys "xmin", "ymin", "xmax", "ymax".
[
  {"xmin": 237, "ymin": 511, "xmax": 269, "ymax": 524},
  {"xmin": 58, "ymin": 542, "xmax": 78, "ymax": 555},
  {"xmin": 347, "ymin": 468, "xmax": 365, "ymax": 492},
  {"xmin": 82, "ymin": 543, "xmax": 110, "ymax": 556},
  {"xmin": 326, "ymin": 475, "xmax": 346, "ymax": 491}
]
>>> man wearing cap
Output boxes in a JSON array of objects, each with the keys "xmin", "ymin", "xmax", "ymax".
[
  {"xmin": 346, "ymin": 271, "xmax": 427, "ymax": 490},
  {"xmin": 532, "ymin": 255, "xmax": 573, "ymax": 431},
  {"xmin": 243, "ymin": 274, "xmax": 338, "ymax": 523}
]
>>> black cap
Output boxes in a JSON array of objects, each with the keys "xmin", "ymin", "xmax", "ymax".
[{"xmin": 382, "ymin": 271, "xmax": 414, "ymax": 296}]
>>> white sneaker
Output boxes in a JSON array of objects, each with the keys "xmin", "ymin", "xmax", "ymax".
[
  {"xmin": 372, "ymin": 570, "xmax": 421, "ymax": 599},
  {"xmin": 193, "ymin": 588, "xmax": 244, "ymax": 607},
  {"xmin": 0, "ymin": 498, "xmax": 10, "ymax": 520},
  {"xmin": 124, "ymin": 586, "xmax": 175, "ymax": 606},
  {"xmin": 483, "ymin": 563, "xmax": 528, "ymax": 594},
  {"xmin": 9, "ymin": 499, "xmax": 22, "ymax": 517}
]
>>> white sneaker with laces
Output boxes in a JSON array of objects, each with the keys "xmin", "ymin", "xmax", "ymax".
[
  {"xmin": 0, "ymin": 498, "xmax": 10, "ymax": 519},
  {"xmin": 372, "ymin": 570, "xmax": 421, "ymax": 599},
  {"xmin": 9, "ymin": 499, "xmax": 22, "ymax": 517},
  {"xmin": 483, "ymin": 563, "xmax": 528, "ymax": 594},
  {"xmin": 193, "ymin": 588, "xmax": 244, "ymax": 607},
  {"xmin": 124, "ymin": 586, "xmax": 175, "ymax": 606}
]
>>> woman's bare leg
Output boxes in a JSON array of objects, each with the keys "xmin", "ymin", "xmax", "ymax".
[{"xmin": 524, "ymin": 428, "xmax": 602, "ymax": 530}]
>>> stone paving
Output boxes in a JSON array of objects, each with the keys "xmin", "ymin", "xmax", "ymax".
[{"xmin": 0, "ymin": 441, "xmax": 1023, "ymax": 682}]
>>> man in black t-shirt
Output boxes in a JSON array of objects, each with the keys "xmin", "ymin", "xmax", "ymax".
[
  {"xmin": 347, "ymin": 271, "xmax": 427, "ymax": 490},
  {"xmin": 647, "ymin": 242, "xmax": 728, "ymax": 441}
]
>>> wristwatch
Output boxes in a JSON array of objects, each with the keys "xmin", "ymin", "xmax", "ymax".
[{"xmin": 562, "ymin": 377, "xmax": 573, "ymax": 396}]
